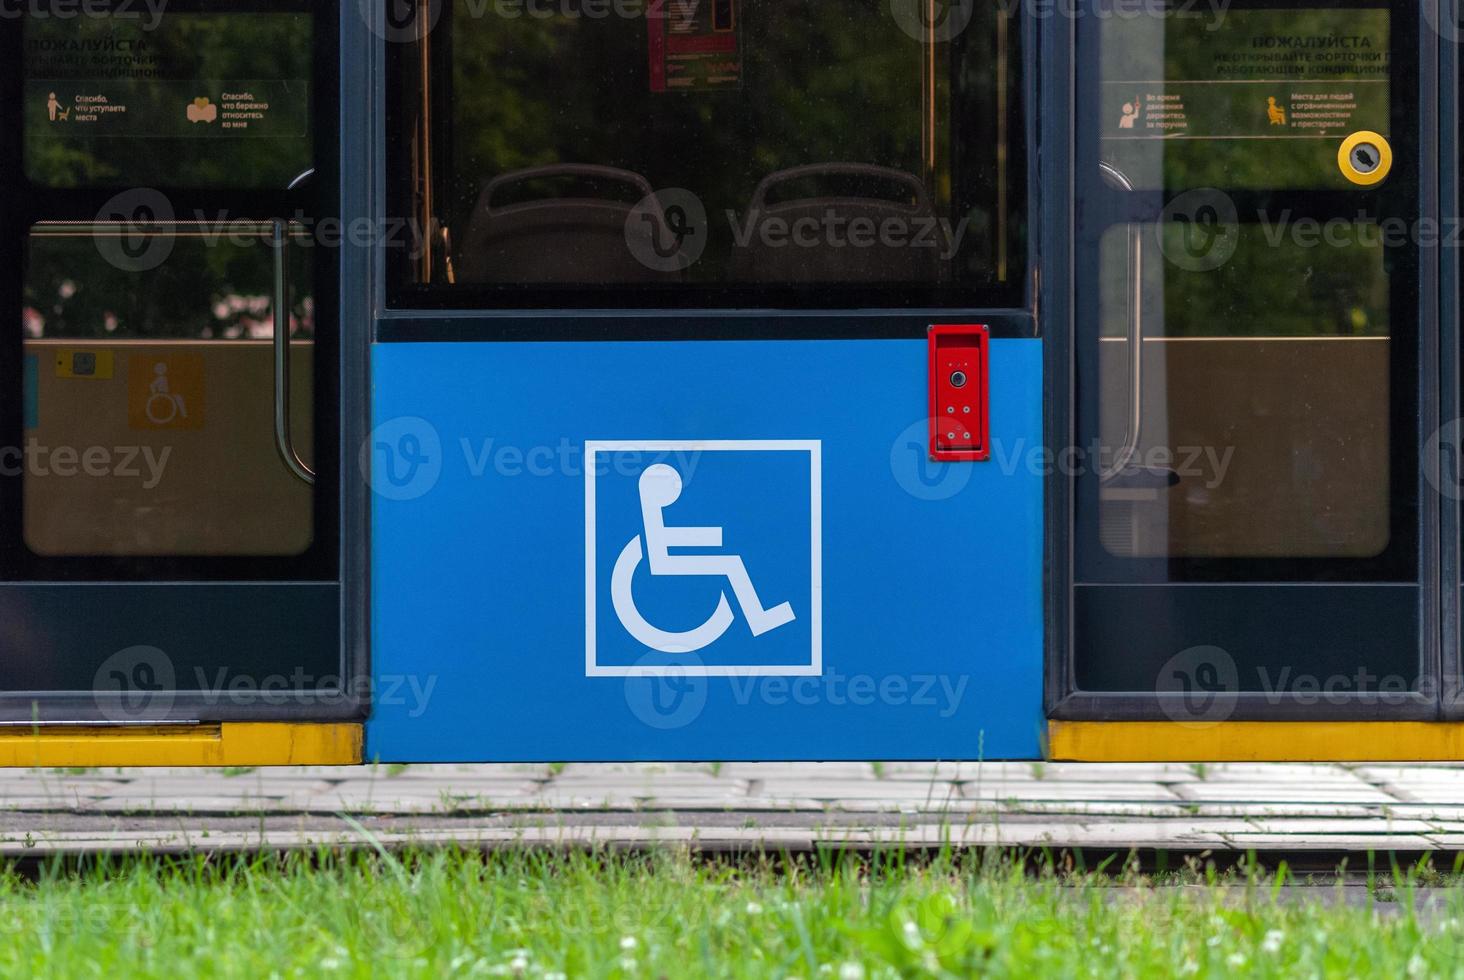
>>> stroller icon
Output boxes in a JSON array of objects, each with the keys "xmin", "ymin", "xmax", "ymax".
[{"xmin": 611, "ymin": 463, "xmax": 796, "ymax": 653}]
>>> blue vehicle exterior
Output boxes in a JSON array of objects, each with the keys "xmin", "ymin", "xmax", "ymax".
[{"xmin": 368, "ymin": 338, "xmax": 1045, "ymax": 760}]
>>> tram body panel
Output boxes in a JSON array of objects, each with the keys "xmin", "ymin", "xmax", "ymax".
[{"xmin": 367, "ymin": 339, "xmax": 1043, "ymax": 761}]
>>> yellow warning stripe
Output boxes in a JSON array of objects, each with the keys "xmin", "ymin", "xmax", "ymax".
[
  {"xmin": 1049, "ymin": 721, "xmax": 1464, "ymax": 762},
  {"xmin": 0, "ymin": 723, "xmax": 361, "ymax": 768}
]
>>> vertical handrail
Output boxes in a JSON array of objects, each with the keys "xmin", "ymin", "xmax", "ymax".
[
  {"xmin": 416, "ymin": 5, "xmax": 436, "ymax": 284},
  {"xmin": 272, "ymin": 220, "xmax": 315, "ymax": 486},
  {"xmin": 1097, "ymin": 162, "xmax": 1144, "ymax": 481}
]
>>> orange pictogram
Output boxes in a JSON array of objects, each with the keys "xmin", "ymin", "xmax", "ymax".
[{"xmin": 128, "ymin": 354, "xmax": 204, "ymax": 430}]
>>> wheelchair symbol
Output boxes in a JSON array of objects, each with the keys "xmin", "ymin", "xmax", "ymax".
[
  {"xmin": 611, "ymin": 463, "xmax": 795, "ymax": 653},
  {"xmin": 146, "ymin": 362, "xmax": 187, "ymax": 425}
]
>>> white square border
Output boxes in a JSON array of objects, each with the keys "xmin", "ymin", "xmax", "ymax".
[{"xmin": 585, "ymin": 440, "xmax": 823, "ymax": 678}]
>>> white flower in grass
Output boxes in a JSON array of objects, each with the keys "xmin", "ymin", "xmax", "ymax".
[
  {"xmin": 745, "ymin": 901, "xmax": 763, "ymax": 915},
  {"xmin": 1227, "ymin": 952, "xmax": 1247, "ymax": 967},
  {"xmin": 509, "ymin": 954, "xmax": 528, "ymax": 974},
  {"xmin": 838, "ymin": 963, "xmax": 864, "ymax": 980},
  {"xmin": 619, "ymin": 936, "xmax": 638, "ymax": 951},
  {"xmin": 1408, "ymin": 953, "xmax": 1428, "ymax": 976},
  {"xmin": 1262, "ymin": 930, "xmax": 1284, "ymax": 954}
]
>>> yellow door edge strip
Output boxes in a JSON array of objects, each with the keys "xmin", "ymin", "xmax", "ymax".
[
  {"xmin": 0, "ymin": 723, "xmax": 361, "ymax": 768},
  {"xmin": 1049, "ymin": 721, "xmax": 1464, "ymax": 763}
]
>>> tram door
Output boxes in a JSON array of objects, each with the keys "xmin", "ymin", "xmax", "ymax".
[
  {"xmin": 0, "ymin": 2, "xmax": 348, "ymax": 722},
  {"xmin": 1062, "ymin": 0, "xmax": 1431, "ymax": 720}
]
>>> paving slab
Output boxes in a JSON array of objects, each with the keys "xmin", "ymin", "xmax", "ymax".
[
  {"xmin": 1237, "ymin": 818, "xmax": 1441, "ymax": 836},
  {"xmin": 1188, "ymin": 764, "xmax": 1365, "ymax": 782},
  {"xmin": 0, "ymin": 762, "xmax": 1462, "ymax": 855},
  {"xmin": 1173, "ymin": 803, "xmax": 1384, "ymax": 819},
  {"xmin": 1026, "ymin": 763, "xmax": 1204, "ymax": 783},
  {"xmin": 1219, "ymin": 834, "xmax": 1435, "ymax": 851},
  {"xmin": 961, "ymin": 782, "xmax": 1182, "ymax": 802},
  {"xmin": 1172, "ymin": 783, "xmax": 1398, "ymax": 804},
  {"xmin": 1370, "ymin": 782, "xmax": 1464, "ymax": 804},
  {"xmin": 751, "ymin": 779, "xmax": 964, "ymax": 801}
]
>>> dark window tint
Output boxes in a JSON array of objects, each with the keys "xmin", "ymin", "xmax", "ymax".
[
  {"xmin": 24, "ymin": 9, "xmax": 313, "ymax": 189},
  {"xmin": 392, "ymin": 0, "xmax": 1024, "ymax": 305}
]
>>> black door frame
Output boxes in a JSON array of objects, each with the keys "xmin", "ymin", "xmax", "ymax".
[
  {"xmin": 1046, "ymin": 0, "xmax": 1445, "ymax": 722},
  {"xmin": 0, "ymin": 0, "xmax": 365, "ymax": 722}
]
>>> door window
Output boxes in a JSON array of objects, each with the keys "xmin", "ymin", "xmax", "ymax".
[
  {"xmin": 0, "ymin": 1, "xmax": 341, "ymax": 710},
  {"xmin": 1068, "ymin": 0, "xmax": 1422, "ymax": 704}
]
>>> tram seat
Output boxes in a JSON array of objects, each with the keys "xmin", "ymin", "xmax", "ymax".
[
  {"xmin": 730, "ymin": 164, "xmax": 941, "ymax": 283},
  {"xmin": 456, "ymin": 164, "xmax": 682, "ymax": 284}
]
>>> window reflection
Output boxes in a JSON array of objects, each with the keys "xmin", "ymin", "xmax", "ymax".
[
  {"xmin": 23, "ymin": 12, "xmax": 313, "ymax": 189},
  {"xmin": 22, "ymin": 228, "xmax": 314, "ymax": 558},
  {"xmin": 402, "ymin": 0, "xmax": 1020, "ymax": 293}
]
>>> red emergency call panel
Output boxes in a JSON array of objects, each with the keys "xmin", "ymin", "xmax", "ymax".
[{"xmin": 928, "ymin": 324, "xmax": 990, "ymax": 462}]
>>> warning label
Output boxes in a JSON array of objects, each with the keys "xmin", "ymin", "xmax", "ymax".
[{"xmin": 648, "ymin": 0, "xmax": 742, "ymax": 93}]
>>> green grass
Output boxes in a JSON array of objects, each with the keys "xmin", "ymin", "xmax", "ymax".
[{"xmin": 1, "ymin": 849, "xmax": 1462, "ymax": 977}]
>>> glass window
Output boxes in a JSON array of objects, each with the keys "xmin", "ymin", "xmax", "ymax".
[
  {"xmin": 1099, "ymin": 5, "xmax": 1390, "ymax": 190},
  {"xmin": 391, "ymin": 0, "xmax": 1024, "ymax": 305},
  {"xmin": 22, "ymin": 224, "xmax": 315, "ymax": 557},
  {"xmin": 1085, "ymin": 0, "xmax": 1411, "ymax": 574},
  {"xmin": 23, "ymin": 6, "xmax": 314, "ymax": 189},
  {"xmin": 1068, "ymin": 0, "xmax": 1422, "ymax": 702},
  {"xmin": 1096, "ymin": 224, "xmax": 1390, "ymax": 560}
]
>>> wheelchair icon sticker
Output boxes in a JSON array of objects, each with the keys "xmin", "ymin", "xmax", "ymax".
[
  {"xmin": 586, "ymin": 440, "xmax": 821, "ymax": 677},
  {"xmin": 127, "ymin": 353, "xmax": 204, "ymax": 431}
]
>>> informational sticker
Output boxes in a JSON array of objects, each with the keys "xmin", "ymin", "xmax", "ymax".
[
  {"xmin": 53, "ymin": 349, "xmax": 115, "ymax": 380},
  {"xmin": 1100, "ymin": 9, "xmax": 1390, "ymax": 189},
  {"xmin": 648, "ymin": 0, "xmax": 742, "ymax": 93},
  {"xmin": 23, "ymin": 13, "xmax": 313, "ymax": 188},
  {"xmin": 128, "ymin": 354, "xmax": 204, "ymax": 431},
  {"xmin": 1105, "ymin": 82, "xmax": 1384, "ymax": 140},
  {"xmin": 29, "ymin": 81, "xmax": 308, "ymax": 140},
  {"xmin": 23, "ymin": 356, "xmax": 38, "ymax": 431}
]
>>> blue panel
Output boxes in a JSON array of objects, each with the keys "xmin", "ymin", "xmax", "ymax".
[{"xmin": 368, "ymin": 338, "xmax": 1043, "ymax": 761}]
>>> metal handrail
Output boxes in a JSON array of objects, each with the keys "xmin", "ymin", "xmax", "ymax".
[
  {"xmin": 1097, "ymin": 161, "xmax": 1143, "ymax": 481},
  {"xmin": 31, "ymin": 221, "xmax": 283, "ymax": 237},
  {"xmin": 33, "ymin": 220, "xmax": 316, "ymax": 486},
  {"xmin": 270, "ymin": 220, "xmax": 315, "ymax": 486}
]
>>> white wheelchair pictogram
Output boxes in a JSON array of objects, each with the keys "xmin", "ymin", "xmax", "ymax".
[
  {"xmin": 146, "ymin": 362, "xmax": 188, "ymax": 425},
  {"xmin": 611, "ymin": 463, "xmax": 796, "ymax": 653}
]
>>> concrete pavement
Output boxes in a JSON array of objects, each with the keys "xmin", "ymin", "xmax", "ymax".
[{"xmin": 4, "ymin": 761, "xmax": 1464, "ymax": 858}]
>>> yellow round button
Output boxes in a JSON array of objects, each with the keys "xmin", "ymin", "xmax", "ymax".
[{"xmin": 1338, "ymin": 131, "xmax": 1392, "ymax": 186}]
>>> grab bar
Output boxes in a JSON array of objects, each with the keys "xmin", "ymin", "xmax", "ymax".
[
  {"xmin": 271, "ymin": 220, "xmax": 315, "ymax": 486},
  {"xmin": 33, "ymin": 220, "xmax": 317, "ymax": 486},
  {"xmin": 1097, "ymin": 162, "xmax": 1143, "ymax": 481}
]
